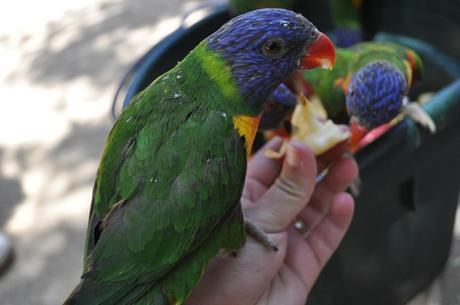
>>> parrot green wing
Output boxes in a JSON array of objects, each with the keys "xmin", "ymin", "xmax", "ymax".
[
  {"xmin": 73, "ymin": 46, "xmax": 248, "ymax": 305},
  {"xmin": 350, "ymin": 42, "xmax": 424, "ymax": 83},
  {"xmin": 83, "ymin": 90, "xmax": 146, "ymax": 262}
]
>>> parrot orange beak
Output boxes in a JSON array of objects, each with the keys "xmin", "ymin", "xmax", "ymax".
[
  {"xmin": 300, "ymin": 32, "xmax": 336, "ymax": 70},
  {"xmin": 349, "ymin": 120, "xmax": 368, "ymax": 153}
]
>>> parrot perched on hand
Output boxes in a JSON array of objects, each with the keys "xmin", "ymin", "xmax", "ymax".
[{"xmin": 62, "ymin": 8, "xmax": 335, "ymax": 305}]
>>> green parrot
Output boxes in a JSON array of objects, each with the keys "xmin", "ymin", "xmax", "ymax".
[
  {"xmin": 298, "ymin": 41, "xmax": 424, "ymax": 121},
  {"xmin": 62, "ymin": 8, "xmax": 335, "ymax": 305}
]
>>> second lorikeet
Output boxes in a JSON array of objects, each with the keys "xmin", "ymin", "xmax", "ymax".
[
  {"xmin": 296, "ymin": 41, "xmax": 434, "ymax": 150},
  {"xmin": 346, "ymin": 61, "xmax": 408, "ymax": 129},
  {"xmin": 299, "ymin": 41, "xmax": 423, "ymax": 119},
  {"xmin": 62, "ymin": 8, "xmax": 335, "ymax": 305}
]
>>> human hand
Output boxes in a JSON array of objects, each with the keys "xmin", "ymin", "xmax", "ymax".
[{"xmin": 186, "ymin": 137, "xmax": 358, "ymax": 305}]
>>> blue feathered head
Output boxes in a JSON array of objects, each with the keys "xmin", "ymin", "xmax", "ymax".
[
  {"xmin": 346, "ymin": 61, "xmax": 408, "ymax": 130},
  {"xmin": 207, "ymin": 8, "xmax": 335, "ymax": 110}
]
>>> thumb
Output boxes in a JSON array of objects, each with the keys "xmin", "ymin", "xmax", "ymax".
[{"xmin": 244, "ymin": 140, "xmax": 317, "ymax": 233}]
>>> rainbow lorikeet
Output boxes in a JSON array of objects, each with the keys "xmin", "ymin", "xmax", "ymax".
[
  {"xmin": 62, "ymin": 9, "xmax": 335, "ymax": 305},
  {"xmin": 299, "ymin": 41, "xmax": 423, "ymax": 120},
  {"xmin": 296, "ymin": 41, "xmax": 433, "ymax": 150}
]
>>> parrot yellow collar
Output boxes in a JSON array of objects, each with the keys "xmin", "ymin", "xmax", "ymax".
[{"xmin": 233, "ymin": 114, "xmax": 261, "ymax": 156}]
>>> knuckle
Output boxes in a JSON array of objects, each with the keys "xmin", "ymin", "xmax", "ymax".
[{"xmin": 274, "ymin": 175, "xmax": 309, "ymax": 199}]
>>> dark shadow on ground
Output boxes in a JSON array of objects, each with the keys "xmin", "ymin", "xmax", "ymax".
[
  {"xmin": 0, "ymin": 121, "xmax": 111, "ymax": 305},
  {"xmin": 11, "ymin": 120, "xmax": 111, "ymax": 208},
  {"xmin": 0, "ymin": 150, "xmax": 24, "ymax": 227}
]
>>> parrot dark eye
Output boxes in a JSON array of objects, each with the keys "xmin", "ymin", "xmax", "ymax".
[{"xmin": 262, "ymin": 38, "xmax": 286, "ymax": 58}]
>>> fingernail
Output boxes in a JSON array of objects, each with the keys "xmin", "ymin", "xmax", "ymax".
[{"xmin": 287, "ymin": 143, "xmax": 300, "ymax": 168}]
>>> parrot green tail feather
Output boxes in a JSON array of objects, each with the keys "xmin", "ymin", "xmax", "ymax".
[{"xmin": 67, "ymin": 197, "xmax": 245, "ymax": 305}]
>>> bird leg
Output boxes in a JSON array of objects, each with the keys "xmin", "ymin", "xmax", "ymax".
[
  {"xmin": 245, "ymin": 219, "xmax": 278, "ymax": 252},
  {"xmin": 402, "ymin": 101, "xmax": 436, "ymax": 134}
]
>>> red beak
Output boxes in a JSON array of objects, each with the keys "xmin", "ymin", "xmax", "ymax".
[
  {"xmin": 349, "ymin": 120, "xmax": 368, "ymax": 153},
  {"xmin": 350, "ymin": 122, "xmax": 395, "ymax": 153},
  {"xmin": 300, "ymin": 32, "xmax": 336, "ymax": 70}
]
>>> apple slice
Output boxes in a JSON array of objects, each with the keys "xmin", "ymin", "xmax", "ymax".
[{"xmin": 266, "ymin": 94, "xmax": 349, "ymax": 158}]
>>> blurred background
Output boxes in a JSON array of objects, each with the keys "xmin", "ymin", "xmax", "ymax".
[{"xmin": 0, "ymin": 0, "xmax": 458, "ymax": 304}]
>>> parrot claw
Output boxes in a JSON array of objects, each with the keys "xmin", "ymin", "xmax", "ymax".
[
  {"xmin": 244, "ymin": 219, "xmax": 278, "ymax": 252},
  {"xmin": 402, "ymin": 102, "xmax": 436, "ymax": 134}
]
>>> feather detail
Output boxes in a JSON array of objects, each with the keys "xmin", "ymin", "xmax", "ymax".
[{"xmin": 233, "ymin": 114, "xmax": 262, "ymax": 156}]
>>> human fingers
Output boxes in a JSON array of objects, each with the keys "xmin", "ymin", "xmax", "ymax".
[
  {"xmin": 286, "ymin": 192, "xmax": 355, "ymax": 291},
  {"xmin": 244, "ymin": 140, "xmax": 317, "ymax": 233},
  {"xmin": 297, "ymin": 156, "xmax": 358, "ymax": 234}
]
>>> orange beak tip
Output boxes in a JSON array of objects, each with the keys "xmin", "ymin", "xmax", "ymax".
[{"xmin": 349, "ymin": 121, "xmax": 368, "ymax": 151}]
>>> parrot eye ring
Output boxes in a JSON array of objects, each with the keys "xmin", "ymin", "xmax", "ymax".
[{"xmin": 262, "ymin": 38, "xmax": 286, "ymax": 58}]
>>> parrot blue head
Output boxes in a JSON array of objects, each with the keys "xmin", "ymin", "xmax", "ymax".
[
  {"xmin": 207, "ymin": 8, "xmax": 335, "ymax": 111},
  {"xmin": 346, "ymin": 61, "xmax": 408, "ymax": 130},
  {"xmin": 259, "ymin": 83, "xmax": 297, "ymax": 130}
]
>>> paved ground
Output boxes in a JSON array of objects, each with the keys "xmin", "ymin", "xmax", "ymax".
[{"xmin": 0, "ymin": 1, "xmax": 458, "ymax": 305}]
